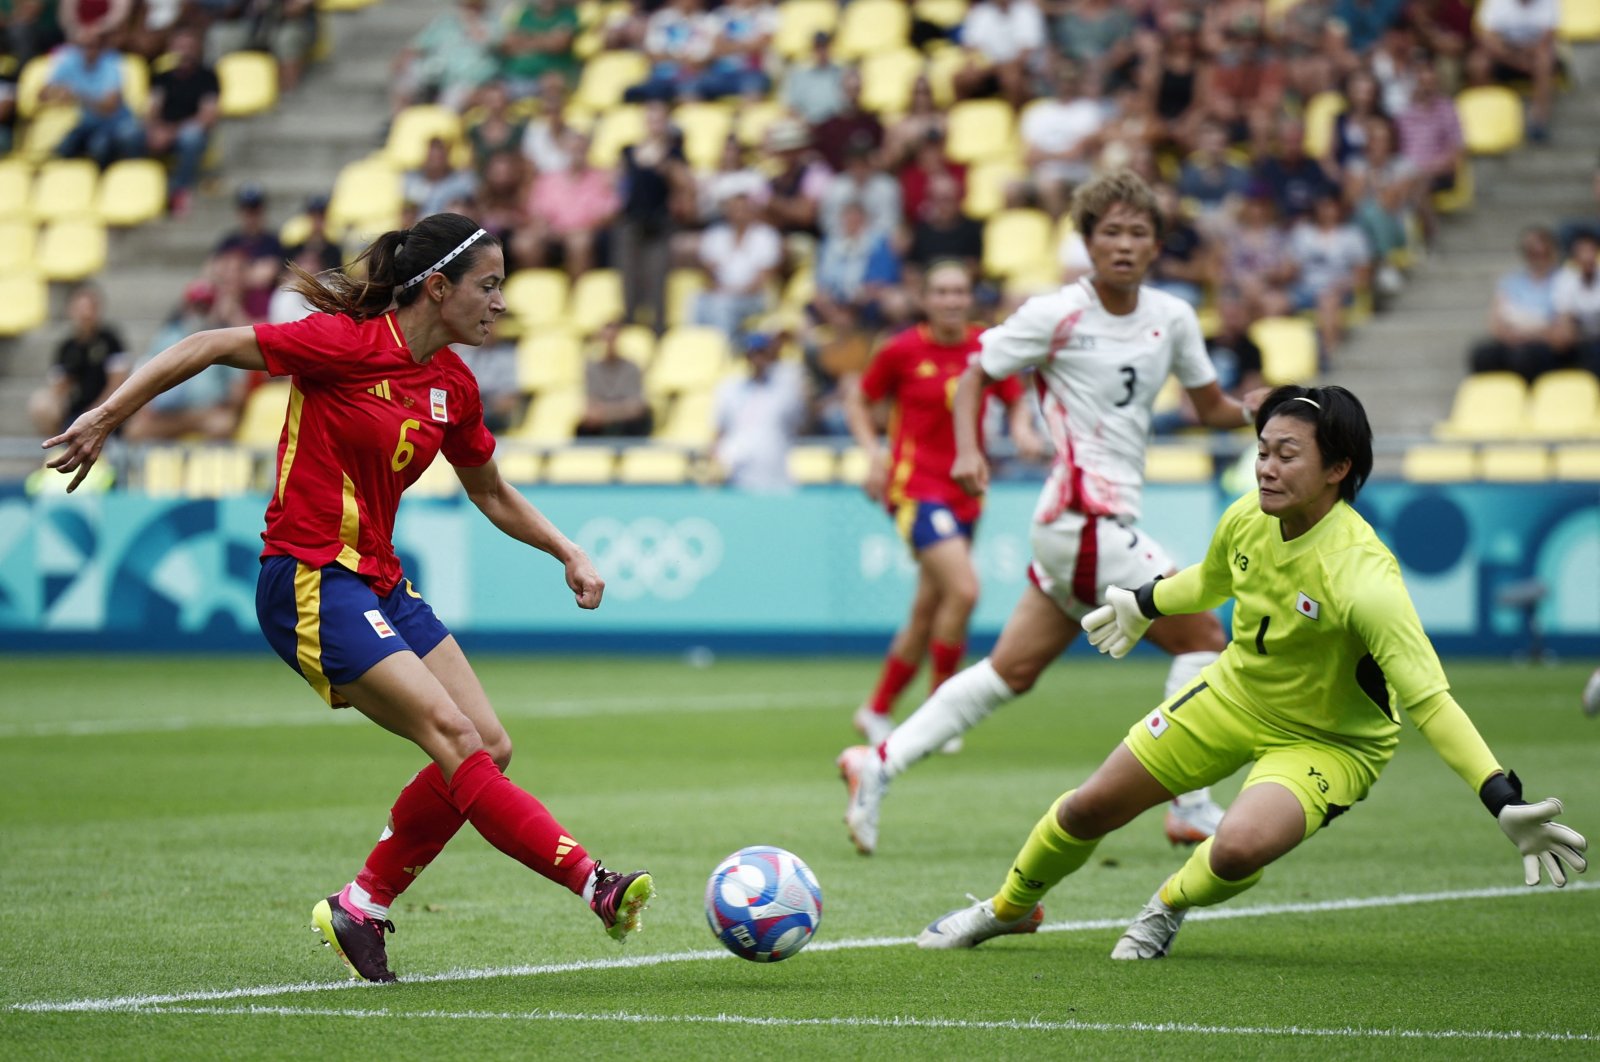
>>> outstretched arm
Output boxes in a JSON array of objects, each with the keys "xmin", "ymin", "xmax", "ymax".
[{"xmin": 455, "ymin": 459, "xmax": 604, "ymax": 610}]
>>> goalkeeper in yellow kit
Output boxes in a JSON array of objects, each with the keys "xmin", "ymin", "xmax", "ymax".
[{"xmin": 918, "ymin": 384, "xmax": 1588, "ymax": 957}]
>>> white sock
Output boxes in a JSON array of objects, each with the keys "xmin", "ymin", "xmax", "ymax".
[
  {"xmin": 344, "ymin": 881, "xmax": 390, "ymax": 921},
  {"xmin": 581, "ymin": 867, "xmax": 599, "ymax": 905},
  {"xmin": 882, "ymin": 658, "xmax": 1015, "ymax": 777},
  {"xmin": 1165, "ymin": 652, "xmax": 1218, "ymax": 808},
  {"xmin": 1172, "ymin": 788, "xmax": 1215, "ymax": 809}
]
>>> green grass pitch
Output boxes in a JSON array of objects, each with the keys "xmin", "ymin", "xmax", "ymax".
[{"xmin": 2, "ymin": 654, "xmax": 1597, "ymax": 1060}]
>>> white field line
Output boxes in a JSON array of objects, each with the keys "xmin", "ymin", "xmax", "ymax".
[
  {"xmin": 12, "ymin": 880, "xmax": 1596, "ymax": 1017},
  {"xmin": 0, "ymin": 690, "xmax": 859, "ymax": 739},
  {"xmin": 112, "ymin": 1004, "xmax": 1600, "ymax": 1044}
]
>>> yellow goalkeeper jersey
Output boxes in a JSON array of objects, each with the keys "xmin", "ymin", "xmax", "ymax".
[{"xmin": 1153, "ymin": 492, "xmax": 1451, "ymax": 755}]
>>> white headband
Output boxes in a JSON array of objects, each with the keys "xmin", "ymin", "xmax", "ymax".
[
  {"xmin": 398, "ymin": 228, "xmax": 487, "ymax": 291},
  {"xmin": 1292, "ymin": 396, "xmax": 1321, "ymax": 410}
]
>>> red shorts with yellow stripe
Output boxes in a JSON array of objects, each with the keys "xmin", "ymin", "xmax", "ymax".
[{"xmin": 256, "ymin": 555, "xmax": 450, "ymax": 705}]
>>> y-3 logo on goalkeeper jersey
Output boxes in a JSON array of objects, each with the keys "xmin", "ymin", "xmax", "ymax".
[{"xmin": 1011, "ymin": 865, "xmax": 1045, "ymax": 891}]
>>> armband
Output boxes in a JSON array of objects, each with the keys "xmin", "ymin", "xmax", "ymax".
[
  {"xmin": 1135, "ymin": 576, "xmax": 1165, "ymax": 621},
  {"xmin": 1479, "ymin": 770, "xmax": 1524, "ymax": 817}
]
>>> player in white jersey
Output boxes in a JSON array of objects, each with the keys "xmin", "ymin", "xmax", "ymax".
[{"xmin": 839, "ymin": 170, "xmax": 1268, "ymax": 857}]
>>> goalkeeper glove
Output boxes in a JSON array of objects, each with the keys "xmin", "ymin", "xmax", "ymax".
[
  {"xmin": 1481, "ymin": 772, "xmax": 1589, "ymax": 887},
  {"xmin": 1083, "ymin": 584, "xmax": 1154, "ymax": 659}
]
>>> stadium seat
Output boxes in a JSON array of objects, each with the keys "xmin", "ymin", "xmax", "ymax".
[
  {"xmin": 835, "ymin": 0, "xmax": 909, "ymax": 59},
  {"xmin": 647, "ymin": 326, "xmax": 732, "ymax": 397},
  {"xmin": 0, "ymin": 273, "xmax": 48, "ymax": 336},
  {"xmin": 774, "ymin": 0, "xmax": 841, "ymax": 60},
  {"xmin": 407, "ymin": 455, "xmax": 462, "ymax": 498},
  {"xmin": 838, "ymin": 446, "xmax": 871, "ymax": 485},
  {"xmin": 653, "ymin": 388, "xmax": 717, "ymax": 446},
  {"xmin": 1433, "ymin": 372, "xmax": 1528, "ymax": 440},
  {"xmin": 588, "ymin": 103, "xmax": 647, "ymax": 169},
  {"xmin": 1558, "ymin": 0, "xmax": 1600, "ymax": 41},
  {"xmin": 1402, "ymin": 444, "xmax": 1477, "ymax": 482},
  {"xmin": 545, "ymin": 446, "xmax": 617, "ymax": 483},
  {"xmin": 235, "ymin": 381, "xmax": 291, "ymax": 447},
  {"xmin": 913, "ymin": 0, "xmax": 967, "ymax": 28},
  {"xmin": 859, "ymin": 48, "xmax": 924, "ymax": 115},
  {"xmin": 735, "ymin": 98, "xmax": 787, "ymax": 148},
  {"xmin": 1302, "ymin": 91, "xmax": 1345, "ymax": 159},
  {"xmin": 963, "ymin": 158, "xmax": 1025, "ymax": 220},
  {"xmin": 120, "ymin": 54, "xmax": 150, "ymax": 115},
  {"xmin": 1524, "ymin": 369, "xmax": 1600, "ymax": 438},
  {"xmin": 1553, "ymin": 444, "xmax": 1600, "ymax": 480},
  {"xmin": 37, "ymin": 217, "xmax": 107, "ymax": 281},
  {"xmin": 571, "ymin": 50, "xmax": 650, "ymax": 115},
  {"xmin": 502, "ymin": 268, "xmax": 572, "ymax": 329},
  {"xmin": 496, "ymin": 450, "xmax": 544, "ymax": 483},
  {"xmin": 327, "ymin": 155, "xmax": 403, "ymax": 233},
  {"xmin": 141, "ymin": 447, "xmax": 187, "ymax": 496},
  {"xmin": 609, "ymin": 324, "xmax": 656, "ymax": 366},
  {"xmin": 788, "ymin": 444, "xmax": 838, "ymax": 484},
  {"xmin": 1249, "ymin": 316, "xmax": 1319, "ymax": 385},
  {"xmin": 1455, "ymin": 86, "xmax": 1523, "ymax": 155},
  {"xmin": 17, "ymin": 105, "xmax": 80, "ymax": 162},
  {"xmin": 95, "ymin": 158, "xmax": 166, "ymax": 226},
  {"xmin": 514, "ymin": 387, "xmax": 585, "ymax": 443},
  {"xmin": 780, "ymin": 267, "xmax": 814, "ymax": 313},
  {"xmin": 517, "ymin": 330, "xmax": 584, "ymax": 392},
  {"xmin": 925, "ymin": 43, "xmax": 966, "ymax": 108},
  {"xmin": 384, "ymin": 104, "xmax": 464, "ymax": 170},
  {"xmin": 666, "ymin": 268, "xmax": 708, "ymax": 327},
  {"xmin": 317, "ymin": 0, "xmax": 382, "ymax": 11},
  {"xmin": 1144, "ymin": 445, "xmax": 1214, "ymax": 483},
  {"xmin": 216, "ymin": 51, "xmax": 279, "ymax": 117},
  {"xmin": 0, "ymin": 159, "xmax": 32, "ymax": 220},
  {"xmin": 182, "ymin": 446, "xmax": 255, "ymax": 498},
  {"xmin": 982, "ymin": 209, "xmax": 1056, "ymax": 280},
  {"xmin": 0, "ymin": 220, "xmax": 36, "ymax": 272},
  {"xmin": 617, "ymin": 446, "xmax": 691, "ymax": 484},
  {"xmin": 1432, "ymin": 158, "xmax": 1475, "ymax": 214},
  {"xmin": 945, "ymin": 99, "xmax": 1018, "ymax": 165},
  {"xmin": 569, "ymin": 268, "xmax": 626, "ymax": 335},
  {"xmin": 16, "ymin": 53, "xmax": 53, "ymax": 118},
  {"xmin": 1479, "ymin": 444, "xmax": 1551, "ymax": 481},
  {"xmin": 674, "ymin": 101, "xmax": 735, "ymax": 171},
  {"xmin": 30, "ymin": 158, "xmax": 98, "ymax": 222}
]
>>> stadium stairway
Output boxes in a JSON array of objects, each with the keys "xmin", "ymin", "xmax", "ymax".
[
  {"xmin": 1330, "ymin": 41, "xmax": 1600, "ymax": 472},
  {"xmin": 0, "ymin": 0, "xmax": 436, "ymax": 477}
]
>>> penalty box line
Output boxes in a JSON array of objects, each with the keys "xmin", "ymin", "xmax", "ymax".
[{"xmin": 12, "ymin": 880, "xmax": 1596, "ymax": 1016}]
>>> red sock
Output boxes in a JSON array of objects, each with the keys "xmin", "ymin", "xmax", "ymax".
[
  {"xmin": 354, "ymin": 763, "xmax": 466, "ymax": 907},
  {"xmin": 869, "ymin": 655, "xmax": 919, "ymax": 714},
  {"xmin": 930, "ymin": 640, "xmax": 966, "ymax": 693},
  {"xmin": 447, "ymin": 750, "xmax": 596, "ymax": 894}
]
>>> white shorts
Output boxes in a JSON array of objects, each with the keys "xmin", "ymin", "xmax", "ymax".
[{"xmin": 1028, "ymin": 510, "xmax": 1176, "ymax": 621}]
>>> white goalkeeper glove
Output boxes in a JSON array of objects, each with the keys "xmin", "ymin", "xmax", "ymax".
[
  {"xmin": 1483, "ymin": 772, "xmax": 1589, "ymax": 887},
  {"xmin": 1083, "ymin": 585, "xmax": 1152, "ymax": 659}
]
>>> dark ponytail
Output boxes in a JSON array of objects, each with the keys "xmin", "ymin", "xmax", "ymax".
[
  {"xmin": 287, "ymin": 212, "xmax": 500, "ymax": 321},
  {"xmin": 1255, "ymin": 384, "xmax": 1374, "ymax": 501}
]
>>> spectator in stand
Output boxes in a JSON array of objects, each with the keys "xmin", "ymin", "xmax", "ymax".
[
  {"xmin": 1288, "ymin": 190, "xmax": 1373, "ymax": 360},
  {"xmin": 819, "ymin": 140, "xmax": 902, "ymax": 240},
  {"xmin": 59, "ymin": 0, "xmax": 132, "ymax": 43},
  {"xmin": 285, "ymin": 192, "xmax": 344, "ymax": 273},
  {"xmin": 695, "ymin": 188, "xmax": 782, "ymax": 338},
  {"xmin": 1138, "ymin": 13, "xmax": 1207, "ymax": 153},
  {"xmin": 1553, "ymin": 232, "xmax": 1600, "ymax": 378},
  {"xmin": 124, "ymin": 280, "xmax": 247, "ymax": 442},
  {"xmin": 466, "ymin": 80, "xmax": 526, "ymax": 175},
  {"xmin": 811, "ymin": 68, "xmax": 883, "ymax": 173},
  {"xmin": 576, "ymin": 321, "xmax": 653, "ymax": 437},
  {"xmin": 906, "ymin": 174, "xmax": 984, "ymax": 286},
  {"xmin": 1333, "ymin": 0, "xmax": 1406, "ymax": 56},
  {"xmin": 624, "ymin": 0, "xmax": 713, "ymax": 104},
  {"xmin": 1217, "ymin": 188, "xmax": 1297, "ymax": 321},
  {"xmin": 1196, "ymin": 7, "xmax": 1285, "ymax": 143},
  {"xmin": 499, "ymin": 0, "xmax": 580, "ymax": 97},
  {"xmin": 1328, "ymin": 67, "xmax": 1387, "ymax": 171},
  {"xmin": 525, "ymin": 128, "xmax": 619, "ymax": 277},
  {"xmin": 1395, "ymin": 61, "xmax": 1463, "ymax": 246},
  {"xmin": 1473, "ymin": 0, "xmax": 1558, "ymax": 141},
  {"xmin": 520, "ymin": 71, "xmax": 578, "ymax": 175},
  {"xmin": 882, "ymin": 76, "xmax": 949, "ymax": 171},
  {"xmin": 763, "ymin": 118, "xmax": 829, "ymax": 240},
  {"xmin": 268, "ymin": 246, "xmax": 323, "ymax": 323},
  {"xmin": 1051, "ymin": 0, "xmax": 1138, "ymax": 91},
  {"xmin": 1153, "ymin": 287, "xmax": 1264, "ymax": 435},
  {"xmin": 697, "ymin": 134, "xmax": 769, "ymax": 223},
  {"xmin": 812, "ymin": 199, "xmax": 906, "ymax": 337},
  {"xmin": 1343, "ymin": 116, "xmax": 1415, "ymax": 294},
  {"xmin": 5, "ymin": 2, "xmax": 59, "ymax": 65},
  {"xmin": 211, "ymin": 182, "xmax": 283, "ymax": 323},
  {"xmin": 615, "ymin": 101, "xmax": 691, "ymax": 333},
  {"xmin": 27, "ymin": 283, "xmax": 129, "ymax": 438},
  {"xmin": 475, "ymin": 150, "xmax": 533, "ymax": 263},
  {"xmin": 898, "ymin": 130, "xmax": 966, "ymax": 229},
  {"xmin": 0, "ymin": 47, "xmax": 17, "ymax": 154},
  {"xmin": 1469, "ymin": 226, "xmax": 1563, "ymax": 379},
  {"xmin": 1177, "ymin": 121, "xmax": 1252, "ymax": 221},
  {"xmin": 44, "ymin": 26, "xmax": 143, "ymax": 168},
  {"xmin": 1147, "ymin": 182, "xmax": 1211, "ymax": 309},
  {"xmin": 253, "ymin": 0, "xmax": 319, "ymax": 93},
  {"xmin": 780, "ymin": 30, "xmax": 845, "ymax": 125},
  {"xmin": 1369, "ymin": 25, "xmax": 1422, "ymax": 114},
  {"xmin": 142, "ymin": 25, "xmax": 217, "ymax": 216},
  {"xmin": 1251, "ymin": 114, "xmax": 1338, "ymax": 223},
  {"xmin": 713, "ymin": 331, "xmax": 807, "ymax": 492},
  {"xmin": 391, "ymin": 0, "xmax": 497, "ymax": 114},
  {"xmin": 455, "ymin": 318, "xmax": 522, "ymax": 433},
  {"xmin": 695, "ymin": 0, "xmax": 775, "ymax": 100},
  {"xmin": 404, "ymin": 136, "xmax": 479, "ymax": 219},
  {"xmin": 1403, "ymin": 0, "xmax": 1476, "ymax": 88},
  {"xmin": 1019, "ymin": 58, "xmax": 1106, "ymax": 218},
  {"xmin": 955, "ymin": 0, "xmax": 1048, "ymax": 109}
]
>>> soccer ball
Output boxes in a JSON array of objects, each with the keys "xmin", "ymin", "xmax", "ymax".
[{"xmin": 705, "ymin": 846, "xmax": 823, "ymax": 962}]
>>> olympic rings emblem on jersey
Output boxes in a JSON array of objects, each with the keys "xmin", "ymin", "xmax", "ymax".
[{"xmin": 576, "ymin": 517, "xmax": 724, "ymax": 600}]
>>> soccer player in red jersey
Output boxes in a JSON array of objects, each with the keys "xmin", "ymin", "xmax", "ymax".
[
  {"xmin": 844, "ymin": 262, "xmax": 1045, "ymax": 746},
  {"xmin": 44, "ymin": 212, "xmax": 654, "ymax": 982}
]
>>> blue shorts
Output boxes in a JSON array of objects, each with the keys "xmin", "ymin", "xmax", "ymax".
[
  {"xmin": 256, "ymin": 555, "xmax": 450, "ymax": 706},
  {"xmin": 894, "ymin": 499, "xmax": 975, "ymax": 553}
]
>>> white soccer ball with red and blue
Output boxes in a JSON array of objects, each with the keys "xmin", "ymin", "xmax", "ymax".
[{"xmin": 705, "ymin": 845, "xmax": 823, "ymax": 962}]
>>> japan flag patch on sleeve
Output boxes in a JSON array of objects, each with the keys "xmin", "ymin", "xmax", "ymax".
[
  {"xmin": 430, "ymin": 387, "xmax": 449, "ymax": 422},
  {"xmin": 1295, "ymin": 591, "xmax": 1320, "ymax": 621},
  {"xmin": 1146, "ymin": 709, "xmax": 1169, "ymax": 739}
]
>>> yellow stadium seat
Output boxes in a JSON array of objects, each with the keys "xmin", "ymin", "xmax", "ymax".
[
  {"xmin": 216, "ymin": 51, "xmax": 279, "ymax": 117},
  {"xmin": 545, "ymin": 446, "xmax": 617, "ymax": 483},
  {"xmin": 838, "ymin": 446, "xmax": 871, "ymax": 485},
  {"xmin": 279, "ymin": 212, "xmax": 313, "ymax": 248},
  {"xmin": 17, "ymin": 54, "xmax": 52, "ymax": 118},
  {"xmin": 503, "ymin": 268, "xmax": 571, "ymax": 329},
  {"xmin": 674, "ymin": 100, "xmax": 735, "ymax": 171},
  {"xmin": 617, "ymin": 446, "xmax": 691, "ymax": 484},
  {"xmin": 0, "ymin": 220, "xmax": 37, "ymax": 273},
  {"xmin": 666, "ymin": 268, "xmax": 707, "ymax": 328},
  {"xmin": 1249, "ymin": 316, "xmax": 1319, "ymax": 385},
  {"xmin": 1303, "ymin": 91, "xmax": 1345, "ymax": 159},
  {"xmin": 95, "ymin": 158, "xmax": 166, "ymax": 226},
  {"xmin": 0, "ymin": 160, "xmax": 32, "ymax": 220},
  {"xmin": 1433, "ymin": 372, "xmax": 1528, "ymax": 440},
  {"xmin": 384, "ymin": 104, "xmax": 464, "ymax": 170},
  {"xmin": 859, "ymin": 48, "xmax": 924, "ymax": 115},
  {"xmin": 774, "ymin": 0, "xmax": 841, "ymax": 60},
  {"xmin": 120, "ymin": 54, "xmax": 149, "ymax": 115},
  {"xmin": 946, "ymin": 98, "xmax": 1017, "ymax": 165},
  {"xmin": 496, "ymin": 450, "xmax": 544, "ymax": 483},
  {"xmin": 1524, "ymin": 369, "xmax": 1600, "ymax": 438},
  {"xmin": 0, "ymin": 273, "xmax": 48, "ymax": 336},
  {"xmin": 982, "ymin": 208, "xmax": 1054, "ymax": 280},
  {"xmin": 514, "ymin": 387, "xmax": 585, "ymax": 443},
  {"xmin": 318, "ymin": 0, "xmax": 382, "ymax": 11},
  {"xmin": 37, "ymin": 217, "xmax": 107, "ymax": 280},
  {"xmin": 788, "ymin": 444, "xmax": 837, "ymax": 484},
  {"xmin": 407, "ymin": 455, "xmax": 462, "ymax": 498},
  {"xmin": 18, "ymin": 105, "xmax": 80, "ymax": 162},
  {"xmin": 1432, "ymin": 158, "xmax": 1474, "ymax": 214},
  {"xmin": 835, "ymin": 0, "xmax": 909, "ymax": 59},
  {"xmin": 614, "ymin": 324, "xmax": 657, "ymax": 364},
  {"xmin": 654, "ymin": 388, "xmax": 717, "ymax": 446},
  {"xmin": 141, "ymin": 447, "xmax": 187, "ymax": 496},
  {"xmin": 587, "ymin": 103, "xmax": 647, "ymax": 168},
  {"xmin": 1553, "ymin": 444, "xmax": 1600, "ymax": 480},
  {"xmin": 30, "ymin": 158, "xmax": 98, "ymax": 222},
  {"xmin": 1456, "ymin": 86, "xmax": 1523, "ymax": 155},
  {"xmin": 1144, "ymin": 445, "xmax": 1214, "ymax": 483},
  {"xmin": 571, "ymin": 50, "xmax": 650, "ymax": 115},
  {"xmin": 517, "ymin": 330, "xmax": 584, "ymax": 392},
  {"xmin": 914, "ymin": 0, "xmax": 967, "ymax": 28},
  {"xmin": 327, "ymin": 156, "xmax": 403, "ymax": 232},
  {"xmin": 569, "ymin": 269, "xmax": 625, "ymax": 334},
  {"xmin": 235, "ymin": 381, "xmax": 291, "ymax": 447},
  {"xmin": 780, "ymin": 266, "xmax": 814, "ymax": 312},
  {"xmin": 647, "ymin": 326, "xmax": 733, "ymax": 397},
  {"xmin": 1480, "ymin": 444, "xmax": 1551, "ymax": 481},
  {"xmin": 183, "ymin": 446, "xmax": 254, "ymax": 498},
  {"xmin": 735, "ymin": 98, "xmax": 787, "ymax": 148},
  {"xmin": 925, "ymin": 43, "xmax": 965, "ymax": 108},
  {"xmin": 1559, "ymin": 0, "xmax": 1600, "ymax": 41},
  {"xmin": 963, "ymin": 158, "xmax": 1025, "ymax": 220},
  {"xmin": 1403, "ymin": 444, "xmax": 1477, "ymax": 482}
]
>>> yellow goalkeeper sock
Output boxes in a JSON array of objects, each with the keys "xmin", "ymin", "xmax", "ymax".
[
  {"xmin": 993, "ymin": 791, "xmax": 1100, "ymax": 921},
  {"xmin": 1159, "ymin": 837, "xmax": 1264, "ymax": 910}
]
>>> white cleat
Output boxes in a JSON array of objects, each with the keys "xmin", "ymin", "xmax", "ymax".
[
  {"xmin": 852, "ymin": 704, "xmax": 894, "ymax": 745},
  {"xmin": 1164, "ymin": 793, "xmax": 1224, "ymax": 846},
  {"xmin": 917, "ymin": 895, "xmax": 1044, "ymax": 949},
  {"xmin": 837, "ymin": 744, "xmax": 888, "ymax": 855},
  {"xmin": 1110, "ymin": 889, "xmax": 1187, "ymax": 959},
  {"xmin": 939, "ymin": 735, "xmax": 964, "ymax": 755},
  {"xmin": 1583, "ymin": 668, "xmax": 1600, "ymax": 718}
]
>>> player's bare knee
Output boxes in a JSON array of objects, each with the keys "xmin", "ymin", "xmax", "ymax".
[
  {"xmin": 1060, "ymin": 789, "xmax": 1114, "ymax": 840},
  {"xmin": 991, "ymin": 656, "xmax": 1042, "ymax": 693},
  {"xmin": 1207, "ymin": 833, "xmax": 1270, "ymax": 881},
  {"xmin": 485, "ymin": 732, "xmax": 513, "ymax": 770}
]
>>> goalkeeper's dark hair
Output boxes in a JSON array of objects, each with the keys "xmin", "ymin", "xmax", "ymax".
[
  {"xmin": 1255, "ymin": 384, "xmax": 1373, "ymax": 502},
  {"xmin": 287, "ymin": 212, "xmax": 500, "ymax": 321}
]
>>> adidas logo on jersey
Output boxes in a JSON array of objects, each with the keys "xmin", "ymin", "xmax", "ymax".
[{"xmin": 366, "ymin": 380, "xmax": 392, "ymax": 400}]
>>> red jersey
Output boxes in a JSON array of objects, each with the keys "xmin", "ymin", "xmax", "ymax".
[
  {"xmin": 859, "ymin": 324, "xmax": 1024, "ymax": 523},
  {"xmin": 254, "ymin": 312, "xmax": 496, "ymax": 595}
]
